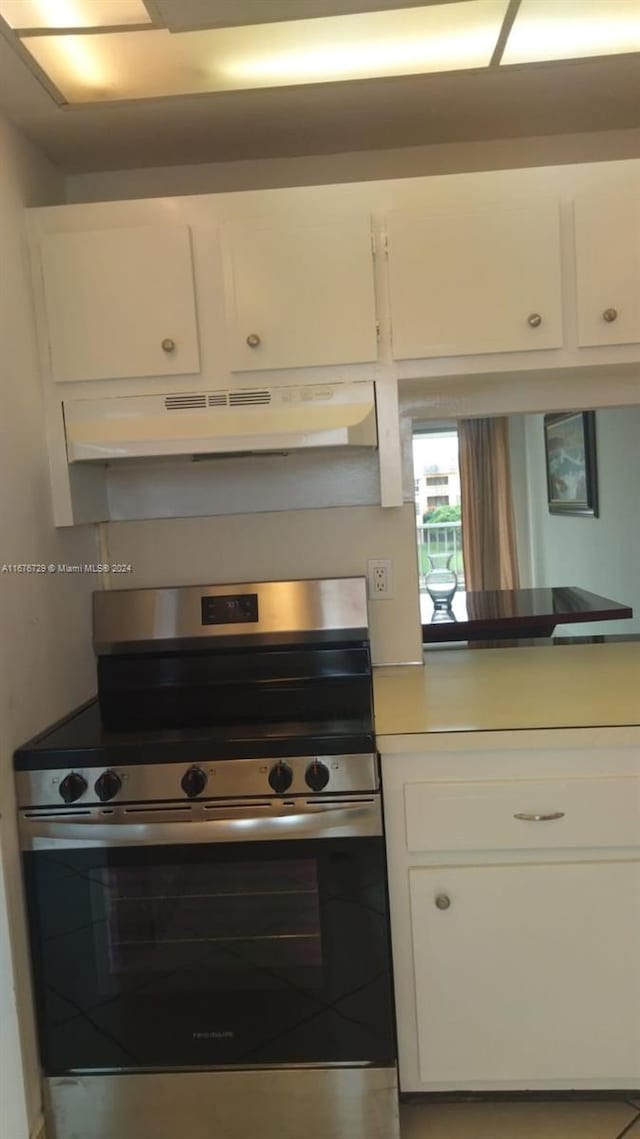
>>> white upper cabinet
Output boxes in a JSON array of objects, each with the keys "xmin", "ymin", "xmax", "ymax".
[
  {"xmin": 41, "ymin": 225, "xmax": 201, "ymax": 383},
  {"xmin": 221, "ymin": 216, "xmax": 378, "ymax": 372},
  {"xmin": 574, "ymin": 189, "xmax": 640, "ymax": 348},
  {"xmin": 386, "ymin": 201, "xmax": 563, "ymax": 359}
]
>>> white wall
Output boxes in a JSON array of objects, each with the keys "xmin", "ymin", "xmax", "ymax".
[
  {"xmin": 0, "ymin": 112, "xmax": 98, "ymax": 1136},
  {"xmin": 105, "ymin": 504, "xmax": 423, "ymax": 667},
  {"xmin": 523, "ymin": 407, "xmax": 640, "ymax": 636},
  {"xmin": 65, "ymin": 126, "xmax": 640, "ymax": 203}
]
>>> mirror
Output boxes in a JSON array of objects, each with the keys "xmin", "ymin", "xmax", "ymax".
[
  {"xmin": 411, "ymin": 405, "xmax": 640, "ymax": 638},
  {"xmin": 508, "ymin": 405, "xmax": 640, "ymax": 635}
]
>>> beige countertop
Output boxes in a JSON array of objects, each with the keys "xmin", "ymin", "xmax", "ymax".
[{"xmin": 373, "ymin": 642, "xmax": 640, "ymax": 738}]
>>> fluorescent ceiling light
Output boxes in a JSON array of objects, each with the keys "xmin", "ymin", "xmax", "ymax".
[
  {"xmin": 20, "ymin": 0, "xmax": 508, "ymax": 103},
  {"xmin": 502, "ymin": 0, "xmax": 640, "ymax": 65},
  {"xmin": 0, "ymin": 0, "xmax": 150, "ymax": 29},
  {"xmin": 38, "ymin": 28, "xmax": 107, "ymax": 88},
  {"xmin": 222, "ymin": 0, "xmax": 509, "ymax": 82}
]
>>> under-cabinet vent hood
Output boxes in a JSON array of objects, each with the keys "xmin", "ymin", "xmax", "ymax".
[{"xmin": 63, "ymin": 381, "xmax": 377, "ymax": 462}]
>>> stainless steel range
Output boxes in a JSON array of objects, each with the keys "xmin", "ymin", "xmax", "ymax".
[{"xmin": 15, "ymin": 578, "xmax": 398, "ymax": 1139}]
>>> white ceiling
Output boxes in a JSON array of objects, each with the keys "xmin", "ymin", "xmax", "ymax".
[{"xmin": 0, "ymin": 0, "xmax": 638, "ymax": 174}]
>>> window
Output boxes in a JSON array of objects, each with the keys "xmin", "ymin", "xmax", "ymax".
[{"xmin": 413, "ymin": 425, "xmax": 464, "ymax": 593}]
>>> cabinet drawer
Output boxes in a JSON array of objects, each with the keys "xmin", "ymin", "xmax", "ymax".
[{"xmin": 404, "ymin": 777, "xmax": 640, "ymax": 853}]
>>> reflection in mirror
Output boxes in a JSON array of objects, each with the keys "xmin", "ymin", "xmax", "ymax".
[{"xmin": 412, "ymin": 406, "xmax": 640, "ymax": 638}]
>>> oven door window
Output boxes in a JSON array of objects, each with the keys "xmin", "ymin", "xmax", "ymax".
[
  {"xmin": 96, "ymin": 856, "xmax": 323, "ymax": 991},
  {"xmin": 25, "ymin": 838, "xmax": 394, "ymax": 1073}
]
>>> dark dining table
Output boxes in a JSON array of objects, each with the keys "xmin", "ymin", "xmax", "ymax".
[{"xmin": 421, "ymin": 586, "xmax": 633, "ymax": 644}]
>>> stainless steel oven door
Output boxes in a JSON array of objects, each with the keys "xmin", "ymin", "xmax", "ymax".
[{"xmin": 20, "ymin": 797, "xmax": 395, "ymax": 1077}]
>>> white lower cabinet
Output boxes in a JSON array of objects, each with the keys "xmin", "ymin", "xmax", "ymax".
[
  {"xmin": 381, "ymin": 729, "xmax": 640, "ymax": 1092},
  {"xmin": 409, "ymin": 861, "xmax": 640, "ymax": 1088}
]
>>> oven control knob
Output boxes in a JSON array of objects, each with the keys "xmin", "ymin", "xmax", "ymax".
[
  {"xmin": 59, "ymin": 772, "xmax": 88, "ymax": 804},
  {"xmin": 181, "ymin": 766, "xmax": 208, "ymax": 798},
  {"xmin": 268, "ymin": 762, "xmax": 293, "ymax": 794},
  {"xmin": 94, "ymin": 770, "xmax": 122, "ymax": 803},
  {"xmin": 305, "ymin": 761, "xmax": 330, "ymax": 792}
]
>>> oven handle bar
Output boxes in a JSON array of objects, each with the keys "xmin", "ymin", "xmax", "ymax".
[{"xmin": 20, "ymin": 800, "xmax": 382, "ymax": 849}]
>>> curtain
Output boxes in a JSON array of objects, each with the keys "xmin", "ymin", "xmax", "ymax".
[{"xmin": 458, "ymin": 417, "xmax": 520, "ymax": 592}]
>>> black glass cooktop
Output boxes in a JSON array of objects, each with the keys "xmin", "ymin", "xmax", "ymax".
[{"xmin": 14, "ymin": 699, "xmax": 375, "ymax": 772}]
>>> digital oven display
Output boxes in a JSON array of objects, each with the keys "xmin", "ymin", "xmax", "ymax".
[{"xmin": 201, "ymin": 593, "xmax": 259, "ymax": 626}]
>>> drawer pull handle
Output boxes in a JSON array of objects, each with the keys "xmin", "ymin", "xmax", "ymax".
[
  {"xmin": 435, "ymin": 894, "xmax": 451, "ymax": 910},
  {"xmin": 514, "ymin": 811, "xmax": 565, "ymax": 822}
]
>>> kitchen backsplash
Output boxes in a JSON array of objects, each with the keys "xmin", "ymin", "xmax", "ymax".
[{"xmin": 104, "ymin": 503, "xmax": 422, "ymax": 667}]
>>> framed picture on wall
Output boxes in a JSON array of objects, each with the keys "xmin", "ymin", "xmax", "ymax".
[{"xmin": 544, "ymin": 411, "xmax": 599, "ymax": 517}]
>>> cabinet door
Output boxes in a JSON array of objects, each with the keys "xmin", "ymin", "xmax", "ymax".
[
  {"xmin": 41, "ymin": 225, "xmax": 200, "ymax": 382},
  {"xmin": 409, "ymin": 862, "xmax": 640, "ymax": 1087},
  {"xmin": 574, "ymin": 190, "xmax": 640, "ymax": 347},
  {"xmin": 222, "ymin": 216, "xmax": 378, "ymax": 371},
  {"xmin": 386, "ymin": 202, "xmax": 563, "ymax": 359}
]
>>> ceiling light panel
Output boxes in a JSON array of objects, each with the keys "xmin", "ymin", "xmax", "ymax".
[
  {"xmin": 502, "ymin": 0, "xmax": 640, "ymax": 65},
  {"xmin": 21, "ymin": 0, "xmax": 508, "ymax": 103},
  {"xmin": 0, "ymin": 0, "xmax": 150, "ymax": 29}
]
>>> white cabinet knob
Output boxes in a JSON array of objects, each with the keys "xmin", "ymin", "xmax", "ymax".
[
  {"xmin": 435, "ymin": 894, "xmax": 451, "ymax": 911},
  {"xmin": 161, "ymin": 338, "xmax": 176, "ymax": 353},
  {"xmin": 246, "ymin": 333, "xmax": 261, "ymax": 348},
  {"xmin": 527, "ymin": 313, "xmax": 542, "ymax": 328},
  {"xmin": 602, "ymin": 308, "xmax": 618, "ymax": 323}
]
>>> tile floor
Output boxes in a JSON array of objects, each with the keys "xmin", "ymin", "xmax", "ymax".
[{"xmin": 399, "ymin": 1099, "xmax": 640, "ymax": 1138}]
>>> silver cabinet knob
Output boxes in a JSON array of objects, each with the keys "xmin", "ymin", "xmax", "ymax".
[
  {"xmin": 161, "ymin": 338, "xmax": 176, "ymax": 353},
  {"xmin": 435, "ymin": 894, "xmax": 451, "ymax": 911},
  {"xmin": 527, "ymin": 313, "xmax": 542, "ymax": 328},
  {"xmin": 603, "ymin": 308, "xmax": 618, "ymax": 323},
  {"xmin": 246, "ymin": 333, "xmax": 261, "ymax": 348}
]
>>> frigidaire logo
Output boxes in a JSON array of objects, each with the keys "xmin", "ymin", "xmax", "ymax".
[{"xmin": 192, "ymin": 1030, "xmax": 235, "ymax": 1040}]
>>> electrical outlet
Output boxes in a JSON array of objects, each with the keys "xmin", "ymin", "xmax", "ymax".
[{"xmin": 367, "ymin": 558, "xmax": 393, "ymax": 599}]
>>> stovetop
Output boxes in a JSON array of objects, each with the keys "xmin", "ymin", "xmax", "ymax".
[{"xmin": 14, "ymin": 699, "xmax": 375, "ymax": 772}]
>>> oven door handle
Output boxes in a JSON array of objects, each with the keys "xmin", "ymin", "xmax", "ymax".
[{"xmin": 20, "ymin": 801, "xmax": 382, "ymax": 849}]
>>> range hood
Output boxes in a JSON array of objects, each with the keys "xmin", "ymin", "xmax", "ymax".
[{"xmin": 63, "ymin": 381, "xmax": 377, "ymax": 463}]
